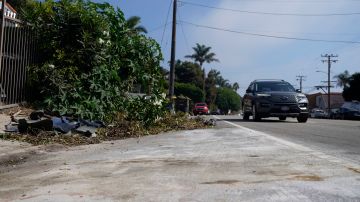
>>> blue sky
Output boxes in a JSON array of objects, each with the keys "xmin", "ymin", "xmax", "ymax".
[{"xmin": 110, "ymin": 0, "xmax": 360, "ymax": 95}]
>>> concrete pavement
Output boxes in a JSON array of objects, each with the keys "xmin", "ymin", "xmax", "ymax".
[{"xmin": 1, "ymin": 123, "xmax": 360, "ymax": 201}]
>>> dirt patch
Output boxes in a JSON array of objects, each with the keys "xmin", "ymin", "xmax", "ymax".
[
  {"xmin": 347, "ymin": 167, "xmax": 360, "ymax": 174},
  {"xmin": 290, "ymin": 175, "xmax": 324, "ymax": 181},
  {"xmin": 41, "ymin": 144, "xmax": 69, "ymax": 152},
  {"xmin": 0, "ymin": 155, "xmax": 28, "ymax": 167},
  {"xmin": 201, "ymin": 180, "xmax": 240, "ymax": 185},
  {"xmin": 0, "ymin": 150, "xmax": 42, "ymax": 173},
  {"xmin": 248, "ymin": 155, "xmax": 260, "ymax": 158},
  {"xmin": 120, "ymin": 159, "xmax": 197, "ymax": 166}
]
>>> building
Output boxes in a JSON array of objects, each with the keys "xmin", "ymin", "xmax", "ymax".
[
  {"xmin": 0, "ymin": 0, "xmax": 17, "ymax": 19},
  {"xmin": 306, "ymin": 92, "xmax": 345, "ymax": 111}
]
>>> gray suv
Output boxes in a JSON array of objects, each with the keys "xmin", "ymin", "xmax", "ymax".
[{"xmin": 242, "ymin": 80, "xmax": 309, "ymax": 122}]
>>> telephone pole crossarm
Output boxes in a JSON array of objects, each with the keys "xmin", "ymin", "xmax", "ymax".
[
  {"xmin": 296, "ymin": 75, "xmax": 306, "ymax": 93},
  {"xmin": 321, "ymin": 54, "xmax": 338, "ymax": 117}
]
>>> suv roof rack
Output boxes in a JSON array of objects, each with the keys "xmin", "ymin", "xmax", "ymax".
[{"xmin": 253, "ymin": 79, "xmax": 285, "ymax": 82}]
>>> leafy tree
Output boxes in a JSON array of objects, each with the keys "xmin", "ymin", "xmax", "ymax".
[
  {"xmin": 24, "ymin": 0, "xmax": 165, "ymax": 124},
  {"xmin": 232, "ymin": 82, "xmax": 240, "ymax": 91},
  {"xmin": 334, "ymin": 70, "xmax": 351, "ymax": 88},
  {"xmin": 185, "ymin": 43, "xmax": 219, "ymax": 67},
  {"xmin": 126, "ymin": 16, "xmax": 147, "ymax": 34},
  {"xmin": 215, "ymin": 88, "xmax": 241, "ymax": 113},
  {"xmin": 175, "ymin": 83, "xmax": 204, "ymax": 103},
  {"xmin": 205, "ymin": 69, "xmax": 218, "ymax": 106},
  {"xmin": 185, "ymin": 43, "xmax": 219, "ymax": 93},
  {"xmin": 175, "ymin": 60, "xmax": 203, "ymax": 89},
  {"xmin": 342, "ymin": 72, "xmax": 360, "ymax": 101},
  {"xmin": 207, "ymin": 69, "xmax": 231, "ymax": 88}
]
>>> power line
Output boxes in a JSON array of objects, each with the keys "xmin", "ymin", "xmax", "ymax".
[
  {"xmin": 161, "ymin": 0, "xmax": 173, "ymax": 46},
  {"xmin": 180, "ymin": 21, "xmax": 360, "ymax": 44},
  {"xmin": 179, "ymin": 1, "xmax": 360, "ymax": 16},
  {"xmin": 149, "ymin": 22, "xmax": 172, "ymax": 33},
  {"xmin": 208, "ymin": 0, "xmax": 360, "ymax": 2},
  {"xmin": 177, "ymin": 12, "xmax": 191, "ymax": 54}
]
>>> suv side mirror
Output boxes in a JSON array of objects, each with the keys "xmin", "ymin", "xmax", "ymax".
[{"xmin": 296, "ymin": 89, "xmax": 301, "ymax": 93}]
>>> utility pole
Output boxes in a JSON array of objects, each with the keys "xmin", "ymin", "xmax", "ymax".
[
  {"xmin": 169, "ymin": 0, "xmax": 177, "ymax": 112},
  {"xmin": 296, "ymin": 75, "xmax": 306, "ymax": 93},
  {"xmin": 321, "ymin": 54, "xmax": 338, "ymax": 117}
]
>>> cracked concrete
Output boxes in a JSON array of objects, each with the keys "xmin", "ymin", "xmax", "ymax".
[{"xmin": 0, "ymin": 126, "xmax": 359, "ymax": 201}]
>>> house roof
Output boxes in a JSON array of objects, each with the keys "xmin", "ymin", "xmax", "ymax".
[{"xmin": 0, "ymin": 1, "xmax": 17, "ymax": 13}]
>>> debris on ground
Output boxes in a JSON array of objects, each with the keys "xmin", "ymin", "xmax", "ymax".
[
  {"xmin": 1, "ymin": 110, "xmax": 210, "ymax": 146},
  {"xmin": 203, "ymin": 118, "xmax": 217, "ymax": 126}
]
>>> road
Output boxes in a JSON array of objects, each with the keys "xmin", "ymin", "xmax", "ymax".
[{"xmin": 215, "ymin": 115, "xmax": 360, "ymax": 163}]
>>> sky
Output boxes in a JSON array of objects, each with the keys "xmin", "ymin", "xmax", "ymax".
[{"xmin": 106, "ymin": 0, "xmax": 360, "ymax": 95}]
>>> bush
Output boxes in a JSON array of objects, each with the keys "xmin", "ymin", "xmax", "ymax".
[
  {"xmin": 215, "ymin": 88, "xmax": 241, "ymax": 113},
  {"xmin": 24, "ymin": 0, "xmax": 165, "ymax": 124},
  {"xmin": 175, "ymin": 82, "xmax": 204, "ymax": 103}
]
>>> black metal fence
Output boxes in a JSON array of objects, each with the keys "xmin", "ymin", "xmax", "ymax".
[{"xmin": 0, "ymin": 16, "xmax": 36, "ymax": 106}]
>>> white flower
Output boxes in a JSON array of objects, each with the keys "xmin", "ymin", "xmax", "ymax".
[
  {"xmin": 161, "ymin": 93, "xmax": 166, "ymax": 99},
  {"xmin": 48, "ymin": 64, "xmax": 55, "ymax": 68},
  {"xmin": 103, "ymin": 31, "xmax": 109, "ymax": 37},
  {"xmin": 99, "ymin": 38, "xmax": 104, "ymax": 44},
  {"xmin": 152, "ymin": 97, "xmax": 164, "ymax": 106}
]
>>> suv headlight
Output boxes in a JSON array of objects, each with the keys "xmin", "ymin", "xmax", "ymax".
[{"xmin": 296, "ymin": 94, "xmax": 308, "ymax": 103}]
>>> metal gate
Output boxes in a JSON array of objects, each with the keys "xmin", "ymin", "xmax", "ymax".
[{"xmin": 0, "ymin": 11, "xmax": 36, "ymax": 106}]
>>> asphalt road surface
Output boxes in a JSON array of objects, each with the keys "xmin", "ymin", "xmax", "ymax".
[{"xmin": 215, "ymin": 115, "xmax": 360, "ymax": 164}]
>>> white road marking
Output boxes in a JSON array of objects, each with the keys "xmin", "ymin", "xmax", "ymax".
[{"xmin": 213, "ymin": 115, "xmax": 360, "ymax": 169}]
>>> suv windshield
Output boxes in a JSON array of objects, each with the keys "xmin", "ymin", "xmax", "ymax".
[
  {"xmin": 196, "ymin": 103, "xmax": 206, "ymax": 106},
  {"xmin": 256, "ymin": 82, "xmax": 295, "ymax": 92}
]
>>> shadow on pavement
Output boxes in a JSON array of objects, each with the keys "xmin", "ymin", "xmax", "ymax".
[{"xmin": 215, "ymin": 117, "xmax": 299, "ymax": 124}]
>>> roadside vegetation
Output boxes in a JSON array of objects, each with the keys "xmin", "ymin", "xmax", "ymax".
[
  {"xmin": 0, "ymin": 0, "xmax": 213, "ymax": 146},
  {"xmin": 174, "ymin": 44, "xmax": 242, "ymax": 113},
  {"xmin": 0, "ymin": 113, "xmax": 207, "ymax": 146},
  {"xmin": 0, "ymin": 0, "xmax": 241, "ymax": 146},
  {"xmin": 334, "ymin": 71, "xmax": 360, "ymax": 102}
]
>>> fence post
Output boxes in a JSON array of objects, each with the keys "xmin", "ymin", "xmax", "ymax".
[{"xmin": 0, "ymin": 0, "xmax": 5, "ymax": 73}]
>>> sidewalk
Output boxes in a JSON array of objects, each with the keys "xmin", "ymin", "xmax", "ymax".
[{"xmin": 1, "ymin": 126, "xmax": 360, "ymax": 201}]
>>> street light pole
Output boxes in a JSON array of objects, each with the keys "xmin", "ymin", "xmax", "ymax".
[{"xmin": 321, "ymin": 54, "xmax": 338, "ymax": 117}]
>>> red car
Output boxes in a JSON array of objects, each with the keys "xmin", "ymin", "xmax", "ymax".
[{"xmin": 193, "ymin": 103, "xmax": 209, "ymax": 115}]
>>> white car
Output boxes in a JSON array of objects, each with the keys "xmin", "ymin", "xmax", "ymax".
[{"xmin": 310, "ymin": 109, "xmax": 327, "ymax": 118}]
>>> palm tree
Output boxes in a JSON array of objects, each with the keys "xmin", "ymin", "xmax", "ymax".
[
  {"xmin": 334, "ymin": 70, "xmax": 350, "ymax": 88},
  {"xmin": 126, "ymin": 16, "xmax": 148, "ymax": 34},
  {"xmin": 185, "ymin": 43, "xmax": 219, "ymax": 67},
  {"xmin": 232, "ymin": 82, "xmax": 240, "ymax": 91},
  {"xmin": 185, "ymin": 43, "xmax": 219, "ymax": 93}
]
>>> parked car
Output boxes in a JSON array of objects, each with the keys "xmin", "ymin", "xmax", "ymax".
[
  {"xmin": 310, "ymin": 109, "xmax": 327, "ymax": 119},
  {"xmin": 242, "ymin": 79, "xmax": 309, "ymax": 122},
  {"xmin": 193, "ymin": 102, "xmax": 209, "ymax": 115},
  {"xmin": 332, "ymin": 107, "xmax": 360, "ymax": 120}
]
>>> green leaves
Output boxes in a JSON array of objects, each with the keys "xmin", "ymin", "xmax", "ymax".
[{"xmin": 26, "ymin": 0, "xmax": 165, "ymax": 123}]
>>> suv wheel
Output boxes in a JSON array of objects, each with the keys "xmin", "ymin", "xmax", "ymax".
[
  {"xmin": 279, "ymin": 116, "xmax": 286, "ymax": 121},
  {"xmin": 243, "ymin": 113, "xmax": 250, "ymax": 120},
  {"xmin": 252, "ymin": 105, "xmax": 261, "ymax": 121},
  {"xmin": 297, "ymin": 115, "xmax": 308, "ymax": 123}
]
